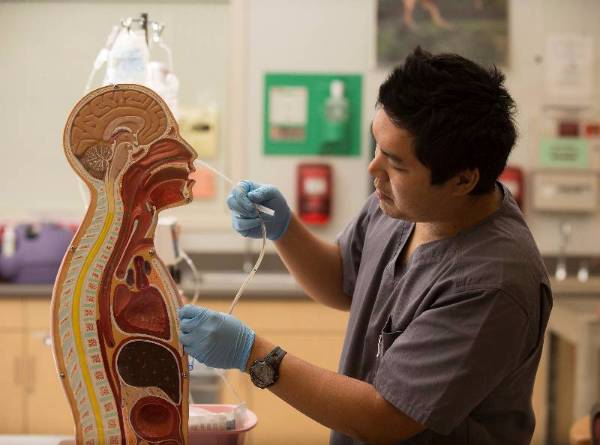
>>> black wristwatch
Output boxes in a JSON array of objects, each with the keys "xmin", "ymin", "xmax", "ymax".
[{"xmin": 249, "ymin": 346, "xmax": 287, "ymax": 389}]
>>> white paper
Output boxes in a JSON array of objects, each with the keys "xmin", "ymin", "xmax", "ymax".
[
  {"xmin": 269, "ymin": 86, "xmax": 308, "ymax": 126},
  {"xmin": 544, "ymin": 33, "xmax": 594, "ymax": 107}
]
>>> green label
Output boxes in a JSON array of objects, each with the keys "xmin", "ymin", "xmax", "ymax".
[{"xmin": 539, "ymin": 137, "xmax": 589, "ymax": 168}]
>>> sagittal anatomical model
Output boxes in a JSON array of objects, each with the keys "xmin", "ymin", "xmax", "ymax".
[{"xmin": 52, "ymin": 84, "xmax": 197, "ymax": 445}]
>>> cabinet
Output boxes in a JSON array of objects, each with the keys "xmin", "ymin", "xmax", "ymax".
[
  {"xmin": 0, "ymin": 331, "xmax": 26, "ymax": 432},
  {"xmin": 198, "ymin": 298, "xmax": 549, "ymax": 445},
  {"xmin": 198, "ymin": 298, "xmax": 349, "ymax": 445},
  {"xmin": 24, "ymin": 299, "xmax": 74, "ymax": 434},
  {"xmin": 0, "ymin": 295, "xmax": 348, "ymax": 441},
  {"xmin": 0, "ymin": 295, "xmax": 548, "ymax": 443},
  {"xmin": 0, "ymin": 296, "xmax": 74, "ymax": 435}
]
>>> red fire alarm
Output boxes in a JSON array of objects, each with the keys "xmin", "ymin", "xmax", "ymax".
[
  {"xmin": 297, "ymin": 163, "xmax": 332, "ymax": 224},
  {"xmin": 498, "ymin": 165, "xmax": 524, "ymax": 208}
]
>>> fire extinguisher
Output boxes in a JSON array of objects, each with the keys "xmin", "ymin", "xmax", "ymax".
[
  {"xmin": 498, "ymin": 165, "xmax": 524, "ymax": 208},
  {"xmin": 297, "ymin": 163, "xmax": 332, "ymax": 224}
]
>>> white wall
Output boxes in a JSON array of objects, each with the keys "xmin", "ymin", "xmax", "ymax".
[
  {"xmin": 231, "ymin": 0, "xmax": 600, "ymax": 255},
  {"xmin": 181, "ymin": 0, "xmax": 378, "ymax": 252},
  {"xmin": 243, "ymin": 0, "xmax": 375, "ymax": 242},
  {"xmin": 238, "ymin": 0, "xmax": 600, "ymax": 256},
  {"xmin": 0, "ymin": 1, "xmax": 231, "ymax": 222},
  {"xmin": 2, "ymin": 1, "xmax": 600, "ymax": 254},
  {"xmin": 513, "ymin": 0, "xmax": 600, "ymax": 255}
]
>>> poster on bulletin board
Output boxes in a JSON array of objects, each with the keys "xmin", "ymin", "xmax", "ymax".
[
  {"xmin": 376, "ymin": 0, "xmax": 509, "ymax": 68},
  {"xmin": 264, "ymin": 73, "xmax": 362, "ymax": 156}
]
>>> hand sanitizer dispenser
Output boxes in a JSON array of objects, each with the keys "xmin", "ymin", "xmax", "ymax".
[{"xmin": 323, "ymin": 79, "xmax": 349, "ymax": 145}]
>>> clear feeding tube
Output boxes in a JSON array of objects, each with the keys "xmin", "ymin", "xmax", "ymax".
[
  {"xmin": 182, "ymin": 159, "xmax": 273, "ymax": 417},
  {"xmin": 191, "ymin": 159, "xmax": 272, "ymax": 315}
]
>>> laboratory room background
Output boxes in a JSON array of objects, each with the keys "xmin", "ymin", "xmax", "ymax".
[{"xmin": 1, "ymin": 1, "xmax": 600, "ymax": 445}]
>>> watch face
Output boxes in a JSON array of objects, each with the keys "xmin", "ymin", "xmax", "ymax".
[{"xmin": 252, "ymin": 361, "xmax": 275, "ymax": 388}]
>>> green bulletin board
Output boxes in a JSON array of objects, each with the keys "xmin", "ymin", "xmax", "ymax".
[{"xmin": 264, "ymin": 73, "xmax": 362, "ymax": 156}]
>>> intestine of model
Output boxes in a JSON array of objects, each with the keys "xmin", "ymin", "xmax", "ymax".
[{"xmin": 51, "ymin": 84, "xmax": 197, "ymax": 445}]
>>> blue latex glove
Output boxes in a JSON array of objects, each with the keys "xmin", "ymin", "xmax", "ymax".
[
  {"xmin": 178, "ymin": 305, "xmax": 255, "ymax": 371},
  {"xmin": 226, "ymin": 180, "xmax": 291, "ymax": 241}
]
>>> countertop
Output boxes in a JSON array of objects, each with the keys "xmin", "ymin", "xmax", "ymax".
[
  {"xmin": 0, "ymin": 252, "xmax": 307, "ymax": 299},
  {"xmin": 0, "ymin": 284, "xmax": 55, "ymax": 297},
  {"xmin": 0, "ymin": 271, "xmax": 306, "ymax": 299},
  {"xmin": 547, "ymin": 277, "xmax": 600, "ymax": 295},
  {"xmin": 2, "ymin": 276, "xmax": 600, "ymax": 300},
  {"xmin": 0, "ymin": 436, "xmax": 72, "ymax": 445}
]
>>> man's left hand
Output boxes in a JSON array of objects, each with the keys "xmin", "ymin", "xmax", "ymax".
[{"xmin": 178, "ymin": 305, "xmax": 255, "ymax": 371}]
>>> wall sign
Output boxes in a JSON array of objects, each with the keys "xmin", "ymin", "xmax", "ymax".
[{"xmin": 539, "ymin": 137, "xmax": 589, "ymax": 169}]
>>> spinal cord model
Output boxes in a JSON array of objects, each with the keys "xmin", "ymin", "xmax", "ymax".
[{"xmin": 52, "ymin": 84, "xmax": 197, "ymax": 445}]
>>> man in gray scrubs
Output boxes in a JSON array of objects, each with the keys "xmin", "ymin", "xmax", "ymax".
[{"xmin": 178, "ymin": 47, "xmax": 552, "ymax": 444}]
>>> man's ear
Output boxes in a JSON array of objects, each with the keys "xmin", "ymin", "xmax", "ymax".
[{"xmin": 453, "ymin": 168, "xmax": 479, "ymax": 196}]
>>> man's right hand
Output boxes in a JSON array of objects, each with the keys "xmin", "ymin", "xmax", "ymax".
[{"xmin": 227, "ymin": 180, "xmax": 291, "ymax": 241}]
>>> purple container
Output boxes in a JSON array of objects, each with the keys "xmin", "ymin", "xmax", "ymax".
[{"xmin": 0, "ymin": 223, "xmax": 73, "ymax": 284}]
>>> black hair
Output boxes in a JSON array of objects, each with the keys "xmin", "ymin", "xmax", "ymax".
[{"xmin": 377, "ymin": 47, "xmax": 517, "ymax": 195}]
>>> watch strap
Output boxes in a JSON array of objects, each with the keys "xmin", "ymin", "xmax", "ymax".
[{"xmin": 265, "ymin": 346, "xmax": 287, "ymax": 372}]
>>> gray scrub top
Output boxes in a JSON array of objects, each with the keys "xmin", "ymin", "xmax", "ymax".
[{"xmin": 331, "ymin": 184, "xmax": 552, "ymax": 445}]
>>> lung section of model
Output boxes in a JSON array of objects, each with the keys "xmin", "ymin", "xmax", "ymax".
[{"xmin": 51, "ymin": 84, "xmax": 196, "ymax": 445}]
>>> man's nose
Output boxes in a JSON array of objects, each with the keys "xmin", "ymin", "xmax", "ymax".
[{"xmin": 367, "ymin": 148, "xmax": 384, "ymax": 177}]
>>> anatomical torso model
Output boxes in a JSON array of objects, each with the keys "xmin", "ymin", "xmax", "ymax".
[{"xmin": 51, "ymin": 84, "xmax": 197, "ymax": 445}]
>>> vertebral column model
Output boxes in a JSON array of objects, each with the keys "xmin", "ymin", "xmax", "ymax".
[{"xmin": 51, "ymin": 84, "xmax": 197, "ymax": 445}]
